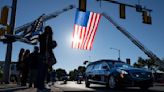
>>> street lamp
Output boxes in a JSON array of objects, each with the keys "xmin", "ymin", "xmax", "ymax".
[{"xmin": 110, "ymin": 47, "xmax": 121, "ymax": 61}]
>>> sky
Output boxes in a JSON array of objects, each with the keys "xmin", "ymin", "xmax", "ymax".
[{"xmin": 0, "ymin": 0, "xmax": 164, "ymax": 73}]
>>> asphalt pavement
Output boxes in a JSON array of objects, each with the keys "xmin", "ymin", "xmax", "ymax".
[
  {"xmin": 55, "ymin": 81, "xmax": 164, "ymax": 92},
  {"xmin": 0, "ymin": 81, "xmax": 164, "ymax": 92}
]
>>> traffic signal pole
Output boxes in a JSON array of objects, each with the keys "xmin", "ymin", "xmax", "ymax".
[
  {"xmin": 97, "ymin": 0, "xmax": 152, "ymax": 24},
  {"xmin": 3, "ymin": 0, "xmax": 17, "ymax": 84},
  {"xmin": 97, "ymin": 0, "xmax": 152, "ymax": 12}
]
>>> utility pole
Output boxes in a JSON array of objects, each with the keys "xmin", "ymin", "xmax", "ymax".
[{"xmin": 3, "ymin": 0, "xmax": 17, "ymax": 84}]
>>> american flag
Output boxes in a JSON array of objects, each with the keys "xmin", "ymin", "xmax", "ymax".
[{"xmin": 72, "ymin": 10, "xmax": 101, "ymax": 50}]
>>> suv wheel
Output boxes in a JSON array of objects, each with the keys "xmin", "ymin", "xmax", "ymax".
[
  {"xmin": 85, "ymin": 77, "xmax": 90, "ymax": 87},
  {"xmin": 108, "ymin": 76, "xmax": 116, "ymax": 89}
]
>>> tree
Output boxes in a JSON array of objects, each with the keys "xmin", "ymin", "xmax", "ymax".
[
  {"xmin": 68, "ymin": 69, "xmax": 78, "ymax": 81},
  {"xmin": 74, "ymin": 69, "xmax": 78, "ymax": 78},
  {"xmin": 133, "ymin": 57, "xmax": 157, "ymax": 71},
  {"xmin": 55, "ymin": 68, "xmax": 67, "ymax": 80},
  {"xmin": 145, "ymin": 58, "xmax": 156, "ymax": 69},
  {"xmin": 68, "ymin": 66, "xmax": 86, "ymax": 81},
  {"xmin": 78, "ymin": 66, "xmax": 86, "ymax": 74},
  {"xmin": 69, "ymin": 70, "xmax": 75, "ymax": 81},
  {"xmin": 133, "ymin": 57, "xmax": 146, "ymax": 68}
]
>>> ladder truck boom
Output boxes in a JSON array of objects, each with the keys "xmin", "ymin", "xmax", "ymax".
[
  {"xmin": 102, "ymin": 12, "xmax": 164, "ymax": 70},
  {"xmin": 15, "ymin": 5, "xmax": 75, "ymax": 34},
  {"xmin": 3, "ymin": 5, "xmax": 75, "ymax": 44}
]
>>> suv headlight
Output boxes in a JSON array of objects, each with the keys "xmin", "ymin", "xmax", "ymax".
[
  {"xmin": 117, "ymin": 69, "xmax": 128, "ymax": 78},
  {"xmin": 117, "ymin": 69, "xmax": 128, "ymax": 74}
]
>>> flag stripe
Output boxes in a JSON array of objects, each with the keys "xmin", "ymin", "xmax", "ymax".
[
  {"xmin": 72, "ymin": 25, "xmax": 76, "ymax": 48},
  {"xmin": 80, "ymin": 27, "xmax": 86, "ymax": 49},
  {"xmin": 30, "ymin": 35, "xmax": 39, "ymax": 40},
  {"xmin": 76, "ymin": 25, "xmax": 80, "ymax": 48},
  {"xmin": 78, "ymin": 26, "xmax": 82, "ymax": 49},
  {"xmin": 77, "ymin": 26, "xmax": 82, "ymax": 48},
  {"xmin": 73, "ymin": 25, "xmax": 78, "ymax": 48}
]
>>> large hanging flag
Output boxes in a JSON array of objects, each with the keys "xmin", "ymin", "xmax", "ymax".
[
  {"xmin": 14, "ymin": 15, "xmax": 44, "ymax": 45},
  {"xmin": 23, "ymin": 16, "xmax": 44, "ymax": 45},
  {"xmin": 72, "ymin": 10, "xmax": 101, "ymax": 50}
]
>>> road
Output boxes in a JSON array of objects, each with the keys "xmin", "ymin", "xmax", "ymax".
[
  {"xmin": 0, "ymin": 81, "xmax": 164, "ymax": 92},
  {"xmin": 54, "ymin": 81, "xmax": 164, "ymax": 92}
]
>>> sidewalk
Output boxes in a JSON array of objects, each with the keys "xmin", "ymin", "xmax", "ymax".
[
  {"xmin": 0, "ymin": 83, "xmax": 18, "ymax": 89},
  {"xmin": 0, "ymin": 83, "xmax": 63, "ymax": 92},
  {"xmin": 0, "ymin": 84, "xmax": 28, "ymax": 92}
]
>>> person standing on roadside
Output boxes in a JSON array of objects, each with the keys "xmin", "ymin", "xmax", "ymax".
[
  {"xmin": 21, "ymin": 49, "xmax": 30, "ymax": 86},
  {"xmin": 16, "ymin": 48, "xmax": 25, "ymax": 85},
  {"xmin": 29, "ymin": 46, "xmax": 39, "ymax": 88},
  {"xmin": 37, "ymin": 26, "xmax": 57, "ymax": 91}
]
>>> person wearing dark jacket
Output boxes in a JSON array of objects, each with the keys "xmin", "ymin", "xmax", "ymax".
[
  {"xmin": 16, "ymin": 48, "xmax": 25, "ymax": 85},
  {"xmin": 37, "ymin": 26, "xmax": 57, "ymax": 91},
  {"xmin": 21, "ymin": 49, "xmax": 30, "ymax": 86},
  {"xmin": 29, "ymin": 46, "xmax": 39, "ymax": 88}
]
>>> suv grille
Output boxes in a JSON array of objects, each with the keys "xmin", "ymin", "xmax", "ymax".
[{"xmin": 131, "ymin": 72, "xmax": 152, "ymax": 79}]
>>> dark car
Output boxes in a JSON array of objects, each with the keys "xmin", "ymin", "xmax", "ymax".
[
  {"xmin": 61, "ymin": 75, "xmax": 68, "ymax": 84},
  {"xmin": 75, "ymin": 73, "xmax": 84, "ymax": 84},
  {"xmin": 85, "ymin": 59, "xmax": 154, "ymax": 89}
]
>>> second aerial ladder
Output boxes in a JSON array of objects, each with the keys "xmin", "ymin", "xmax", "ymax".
[{"xmin": 102, "ymin": 12, "xmax": 164, "ymax": 70}]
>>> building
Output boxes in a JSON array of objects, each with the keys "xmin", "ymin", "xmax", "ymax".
[{"xmin": 0, "ymin": 61, "xmax": 19, "ymax": 82}]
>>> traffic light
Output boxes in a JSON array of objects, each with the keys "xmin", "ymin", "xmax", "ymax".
[
  {"xmin": 79, "ymin": 0, "xmax": 86, "ymax": 12},
  {"xmin": 0, "ymin": 6, "xmax": 9, "ymax": 25},
  {"xmin": 0, "ymin": 28, "xmax": 5, "ymax": 36},
  {"xmin": 0, "ymin": 25, "xmax": 10, "ymax": 37},
  {"xmin": 142, "ymin": 11, "xmax": 148, "ymax": 23},
  {"xmin": 6, "ymin": 25, "xmax": 11, "ymax": 34},
  {"xmin": 119, "ymin": 4, "xmax": 126, "ymax": 19},
  {"xmin": 142, "ymin": 11, "xmax": 152, "ymax": 24},
  {"xmin": 147, "ymin": 14, "xmax": 152, "ymax": 24}
]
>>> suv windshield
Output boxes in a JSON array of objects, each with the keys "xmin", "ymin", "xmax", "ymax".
[{"xmin": 114, "ymin": 63, "xmax": 132, "ymax": 68}]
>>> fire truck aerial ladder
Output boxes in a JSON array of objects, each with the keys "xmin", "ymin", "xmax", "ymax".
[
  {"xmin": 2, "ymin": 5, "xmax": 75, "ymax": 44},
  {"xmin": 14, "ymin": 5, "xmax": 75, "ymax": 34},
  {"xmin": 102, "ymin": 12, "xmax": 164, "ymax": 70}
]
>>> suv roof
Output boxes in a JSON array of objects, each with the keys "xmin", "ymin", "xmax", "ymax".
[{"xmin": 87, "ymin": 59, "xmax": 125, "ymax": 67}]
